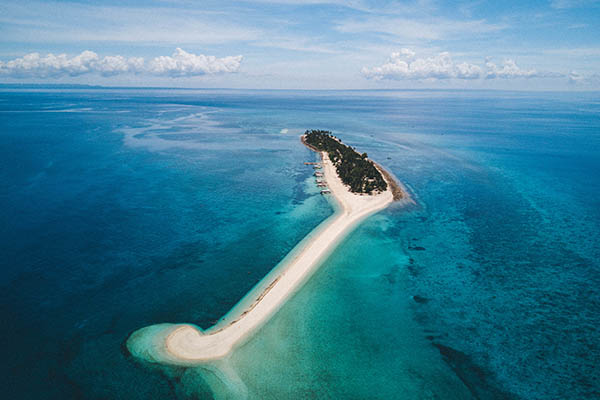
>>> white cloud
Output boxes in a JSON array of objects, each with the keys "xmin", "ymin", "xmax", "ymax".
[
  {"xmin": 94, "ymin": 55, "xmax": 145, "ymax": 77},
  {"xmin": 568, "ymin": 70, "xmax": 600, "ymax": 85},
  {"xmin": 362, "ymin": 50, "xmax": 554, "ymax": 81},
  {"xmin": 0, "ymin": 49, "xmax": 242, "ymax": 78},
  {"xmin": 0, "ymin": 51, "xmax": 143, "ymax": 78},
  {"xmin": 568, "ymin": 70, "xmax": 585, "ymax": 83},
  {"xmin": 484, "ymin": 58, "xmax": 539, "ymax": 79},
  {"xmin": 396, "ymin": 48, "xmax": 416, "ymax": 58},
  {"xmin": 362, "ymin": 50, "xmax": 483, "ymax": 80},
  {"xmin": 4, "ymin": 51, "xmax": 89, "ymax": 78},
  {"xmin": 148, "ymin": 48, "xmax": 243, "ymax": 77}
]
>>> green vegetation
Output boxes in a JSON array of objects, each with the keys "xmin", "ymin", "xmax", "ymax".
[{"xmin": 304, "ymin": 129, "xmax": 387, "ymax": 194}]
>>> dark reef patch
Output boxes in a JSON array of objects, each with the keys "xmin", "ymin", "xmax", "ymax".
[
  {"xmin": 412, "ymin": 295, "xmax": 429, "ymax": 304},
  {"xmin": 409, "ymin": 246, "xmax": 426, "ymax": 251},
  {"xmin": 433, "ymin": 343, "xmax": 516, "ymax": 400}
]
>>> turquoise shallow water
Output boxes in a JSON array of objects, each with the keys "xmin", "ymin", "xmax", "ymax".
[{"xmin": 1, "ymin": 89, "xmax": 599, "ymax": 399}]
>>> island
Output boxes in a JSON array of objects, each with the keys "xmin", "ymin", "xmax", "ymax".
[
  {"xmin": 127, "ymin": 131, "xmax": 409, "ymax": 366},
  {"xmin": 303, "ymin": 129, "xmax": 387, "ymax": 194}
]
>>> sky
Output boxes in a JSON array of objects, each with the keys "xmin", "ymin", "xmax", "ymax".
[{"xmin": 0, "ymin": 0, "xmax": 599, "ymax": 90}]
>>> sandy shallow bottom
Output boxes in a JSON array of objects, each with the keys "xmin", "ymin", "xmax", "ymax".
[{"xmin": 128, "ymin": 150, "xmax": 400, "ymax": 365}]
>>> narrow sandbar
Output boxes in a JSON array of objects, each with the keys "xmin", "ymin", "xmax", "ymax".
[{"xmin": 128, "ymin": 138, "xmax": 406, "ymax": 364}]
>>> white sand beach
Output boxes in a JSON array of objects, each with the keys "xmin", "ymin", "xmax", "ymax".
[{"xmin": 153, "ymin": 150, "xmax": 396, "ymax": 362}]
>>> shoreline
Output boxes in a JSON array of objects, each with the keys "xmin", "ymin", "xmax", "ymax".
[
  {"xmin": 374, "ymin": 162, "xmax": 408, "ymax": 202},
  {"xmin": 127, "ymin": 137, "xmax": 405, "ymax": 364},
  {"xmin": 301, "ymin": 134, "xmax": 408, "ymax": 202}
]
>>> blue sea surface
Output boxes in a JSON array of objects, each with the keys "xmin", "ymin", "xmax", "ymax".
[{"xmin": 1, "ymin": 88, "xmax": 599, "ymax": 399}]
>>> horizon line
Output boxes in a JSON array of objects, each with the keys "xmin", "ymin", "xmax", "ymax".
[{"xmin": 1, "ymin": 83, "xmax": 598, "ymax": 93}]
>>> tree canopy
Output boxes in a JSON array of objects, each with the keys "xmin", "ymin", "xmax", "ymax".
[{"xmin": 304, "ymin": 130, "xmax": 387, "ymax": 194}]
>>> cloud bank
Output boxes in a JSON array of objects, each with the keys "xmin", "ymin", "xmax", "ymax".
[
  {"xmin": 148, "ymin": 48, "xmax": 243, "ymax": 77},
  {"xmin": 362, "ymin": 49, "xmax": 548, "ymax": 81},
  {"xmin": 0, "ymin": 48, "xmax": 242, "ymax": 78}
]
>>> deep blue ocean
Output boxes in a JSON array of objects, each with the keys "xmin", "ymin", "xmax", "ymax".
[{"xmin": 1, "ymin": 88, "xmax": 598, "ymax": 399}]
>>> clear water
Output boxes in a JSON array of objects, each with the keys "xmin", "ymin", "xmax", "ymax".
[{"xmin": 1, "ymin": 89, "xmax": 598, "ymax": 399}]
